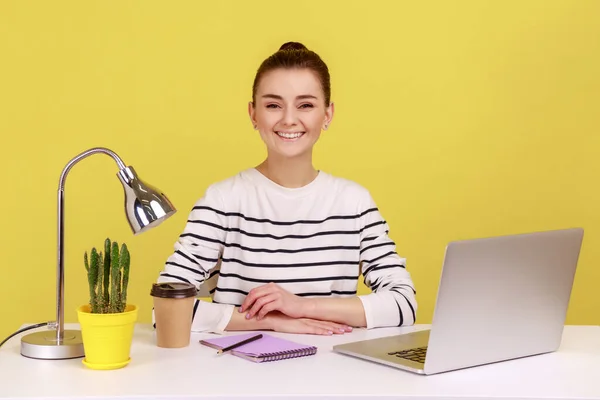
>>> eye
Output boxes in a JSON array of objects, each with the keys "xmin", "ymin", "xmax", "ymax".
[
  {"xmin": 266, "ymin": 104, "xmax": 280, "ymax": 109},
  {"xmin": 299, "ymin": 103, "xmax": 314, "ymax": 109}
]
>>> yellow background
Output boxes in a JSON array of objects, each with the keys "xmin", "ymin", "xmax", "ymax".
[{"xmin": 1, "ymin": 0, "xmax": 598, "ymax": 341}]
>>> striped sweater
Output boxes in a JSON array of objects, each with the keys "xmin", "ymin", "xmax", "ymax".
[{"xmin": 156, "ymin": 168, "xmax": 417, "ymax": 333}]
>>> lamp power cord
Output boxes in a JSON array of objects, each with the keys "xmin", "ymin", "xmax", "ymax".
[{"xmin": 0, "ymin": 322, "xmax": 56, "ymax": 348}]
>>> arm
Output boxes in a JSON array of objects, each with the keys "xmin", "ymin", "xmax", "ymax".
[
  {"xmin": 240, "ymin": 284, "xmax": 366, "ymax": 327},
  {"xmin": 356, "ymin": 193, "xmax": 417, "ymax": 328},
  {"xmin": 301, "ymin": 297, "xmax": 366, "ymax": 327},
  {"xmin": 154, "ymin": 185, "xmax": 233, "ymax": 333},
  {"xmin": 225, "ymin": 308, "xmax": 272, "ymax": 331},
  {"xmin": 157, "ymin": 185, "xmax": 225, "ymax": 287},
  {"xmin": 227, "ymin": 310, "xmax": 353, "ymax": 335}
]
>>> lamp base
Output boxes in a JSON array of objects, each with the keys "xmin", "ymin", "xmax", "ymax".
[{"xmin": 20, "ymin": 330, "xmax": 84, "ymax": 360}]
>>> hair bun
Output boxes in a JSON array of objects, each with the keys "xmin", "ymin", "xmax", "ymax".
[{"xmin": 279, "ymin": 41, "xmax": 308, "ymax": 51}]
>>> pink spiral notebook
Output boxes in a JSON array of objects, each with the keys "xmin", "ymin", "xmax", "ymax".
[{"xmin": 200, "ymin": 333, "xmax": 318, "ymax": 363}]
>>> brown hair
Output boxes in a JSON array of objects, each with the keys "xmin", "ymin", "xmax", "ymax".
[{"xmin": 252, "ymin": 42, "xmax": 331, "ymax": 106}]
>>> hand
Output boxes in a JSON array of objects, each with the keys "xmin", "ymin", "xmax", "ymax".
[
  {"xmin": 240, "ymin": 282, "xmax": 308, "ymax": 320},
  {"xmin": 265, "ymin": 311, "xmax": 352, "ymax": 335}
]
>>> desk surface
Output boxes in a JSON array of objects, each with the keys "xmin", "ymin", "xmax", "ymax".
[{"xmin": 0, "ymin": 324, "xmax": 599, "ymax": 400}]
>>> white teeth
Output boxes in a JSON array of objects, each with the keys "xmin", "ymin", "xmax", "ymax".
[{"xmin": 276, "ymin": 131, "xmax": 304, "ymax": 139}]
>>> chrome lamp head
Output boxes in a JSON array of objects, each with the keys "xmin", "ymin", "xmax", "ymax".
[
  {"xmin": 20, "ymin": 147, "xmax": 176, "ymax": 360},
  {"xmin": 118, "ymin": 166, "xmax": 176, "ymax": 234}
]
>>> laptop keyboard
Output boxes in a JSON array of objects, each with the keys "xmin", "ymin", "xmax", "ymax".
[{"xmin": 388, "ymin": 346, "xmax": 428, "ymax": 363}]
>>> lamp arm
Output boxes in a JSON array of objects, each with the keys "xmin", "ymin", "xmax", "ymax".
[
  {"xmin": 55, "ymin": 147, "xmax": 127, "ymax": 341},
  {"xmin": 59, "ymin": 147, "xmax": 126, "ymax": 189}
]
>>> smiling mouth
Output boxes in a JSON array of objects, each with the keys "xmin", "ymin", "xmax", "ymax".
[{"xmin": 275, "ymin": 131, "xmax": 305, "ymax": 141}]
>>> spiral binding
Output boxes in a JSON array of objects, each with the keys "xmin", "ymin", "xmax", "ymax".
[{"xmin": 260, "ymin": 346, "xmax": 318, "ymax": 362}]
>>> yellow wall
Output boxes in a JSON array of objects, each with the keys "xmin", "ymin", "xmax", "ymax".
[{"xmin": 1, "ymin": 0, "xmax": 599, "ymax": 341}]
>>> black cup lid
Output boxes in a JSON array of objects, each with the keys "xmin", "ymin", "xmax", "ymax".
[{"xmin": 150, "ymin": 282, "xmax": 197, "ymax": 298}]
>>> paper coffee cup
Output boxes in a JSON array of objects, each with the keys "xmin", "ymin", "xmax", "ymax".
[{"xmin": 151, "ymin": 282, "xmax": 197, "ymax": 348}]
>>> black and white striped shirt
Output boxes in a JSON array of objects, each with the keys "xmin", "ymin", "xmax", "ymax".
[{"xmin": 157, "ymin": 168, "xmax": 417, "ymax": 332}]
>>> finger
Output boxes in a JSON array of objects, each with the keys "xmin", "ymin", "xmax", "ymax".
[
  {"xmin": 240, "ymin": 284, "xmax": 274, "ymax": 312},
  {"xmin": 246, "ymin": 293, "xmax": 279, "ymax": 319},
  {"xmin": 310, "ymin": 328, "xmax": 334, "ymax": 336},
  {"xmin": 322, "ymin": 321, "xmax": 353, "ymax": 332},
  {"xmin": 305, "ymin": 320, "xmax": 348, "ymax": 334},
  {"xmin": 298, "ymin": 323, "xmax": 333, "ymax": 336},
  {"xmin": 239, "ymin": 286, "xmax": 265, "ymax": 312},
  {"xmin": 256, "ymin": 301, "xmax": 279, "ymax": 320},
  {"xmin": 300, "ymin": 320, "xmax": 335, "ymax": 335},
  {"xmin": 320, "ymin": 321, "xmax": 353, "ymax": 332}
]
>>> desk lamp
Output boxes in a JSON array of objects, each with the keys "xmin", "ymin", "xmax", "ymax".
[{"xmin": 20, "ymin": 147, "xmax": 176, "ymax": 360}]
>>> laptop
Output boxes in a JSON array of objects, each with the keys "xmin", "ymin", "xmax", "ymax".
[{"xmin": 333, "ymin": 227, "xmax": 584, "ymax": 375}]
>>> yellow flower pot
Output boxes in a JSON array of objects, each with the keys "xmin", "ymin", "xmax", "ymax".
[{"xmin": 77, "ymin": 304, "xmax": 138, "ymax": 370}]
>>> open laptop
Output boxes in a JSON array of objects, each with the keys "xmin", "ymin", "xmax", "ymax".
[{"xmin": 333, "ymin": 227, "xmax": 584, "ymax": 375}]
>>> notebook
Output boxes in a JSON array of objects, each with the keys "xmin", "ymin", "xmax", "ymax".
[{"xmin": 199, "ymin": 332, "xmax": 318, "ymax": 363}]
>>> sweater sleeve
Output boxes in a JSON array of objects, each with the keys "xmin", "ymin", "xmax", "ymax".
[
  {"xmin": 357, "ymin": 192, "xmax": 417, "ymax": 329},
  {"xmin": 154, "ymin": 185, "xmax": 234, "ymax": 333}
]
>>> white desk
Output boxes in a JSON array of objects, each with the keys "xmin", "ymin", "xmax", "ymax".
[{"xmin": 1, "ymin": 324, "xmax": 599, "ymax": 400}]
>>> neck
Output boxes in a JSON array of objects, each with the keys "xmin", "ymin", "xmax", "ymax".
[{"xmin": 256, "ymin": 153, "xmax": 318, "ymax": 188}]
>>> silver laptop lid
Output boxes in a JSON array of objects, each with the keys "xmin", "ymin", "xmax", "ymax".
[{"xmin": 424, "ymin": 228, "xmax": 584, "ymax": 374}]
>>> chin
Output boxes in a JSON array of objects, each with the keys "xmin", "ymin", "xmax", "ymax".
[
  {"xmin": 271, "ymin": 146, "xmax": 312, "ymax": 160},
  {"xmin": 275, "ymin": 151, "xmax": 310, "ymax": 159}
]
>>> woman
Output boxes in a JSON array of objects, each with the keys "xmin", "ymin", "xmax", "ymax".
[{"xmin": 157, "ymin": 42, "xmax": 417, "ymax": 335}]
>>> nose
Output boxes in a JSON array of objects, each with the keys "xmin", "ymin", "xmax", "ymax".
[{"xmin": 281, "ymin": 107, "xmax": 298, "ymax": 126}]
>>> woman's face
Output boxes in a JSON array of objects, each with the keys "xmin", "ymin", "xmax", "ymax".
[{"xmin": 249, "ymin": 68, "xmax": 334, "ymax": 160}]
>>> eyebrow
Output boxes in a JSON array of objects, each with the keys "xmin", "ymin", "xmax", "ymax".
[{"xmin": 261, "ymin": 94, "xmax": 318, "ymax": 101}]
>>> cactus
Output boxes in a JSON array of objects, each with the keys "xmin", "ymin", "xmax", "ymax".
[
  {"xmin": 83, "ymin": 238, "xmax": 132, "ymax": 314},
  {"xmin": 89, "ymin": 248, "xmax": 100, "ymax": 313},
  {"xmin": 103, "ymin": 238, "xmax": 111, "ymax": 305},
  {"xmin": 120, "ymin": 244, "xmax": 130, "ymax": 313},
  {"xmin": 97, "ymin": 252, "xmax": 105, "ymax": 312},
  {"xmin": 110, "ymin": 242, "xmax": 120, "ymax": 313}
]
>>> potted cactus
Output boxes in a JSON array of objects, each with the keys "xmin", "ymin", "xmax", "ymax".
[{"xmin": 77, "ymin": 238, "xmax": 138, "ymax": 370}]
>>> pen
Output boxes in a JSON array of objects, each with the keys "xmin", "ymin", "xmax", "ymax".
[{"xmin": 217, "ymin": 333, "xmax": 263, "ymax": 355}]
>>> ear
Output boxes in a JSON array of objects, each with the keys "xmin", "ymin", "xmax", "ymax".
[
  {"xmin": 323, "ymin": 102, "xmax": 335, "ymax": 130},
  {"xmin": 248, "ymin": 101, "xmax": 258, "ymax": 130}
]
